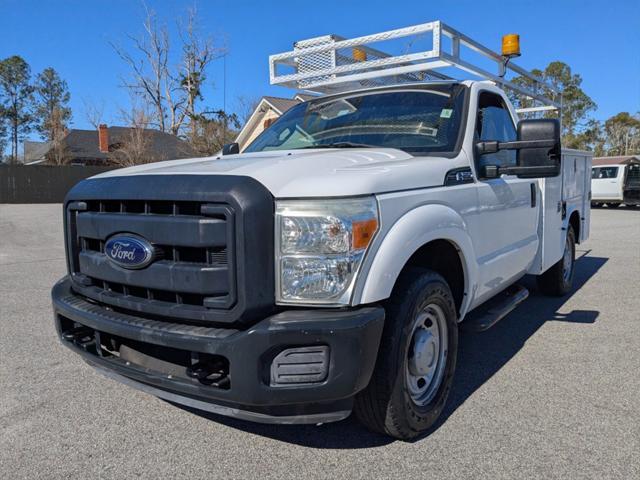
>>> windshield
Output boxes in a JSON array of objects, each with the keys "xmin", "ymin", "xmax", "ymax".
[{"xmin": 245, "ymin": 85, "xmax": 467, "ymax": 155}]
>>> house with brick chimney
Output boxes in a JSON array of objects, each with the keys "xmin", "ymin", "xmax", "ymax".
[{"xmin": 23, "ymin": 124, "xmax": 194, "ymax": 165}]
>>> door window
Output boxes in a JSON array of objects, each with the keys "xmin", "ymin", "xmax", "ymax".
[
  {"xmin": 476, "ymin": 92, "xmax": 517, "ymax": 171},
  {"xmin": 591, "ymin": 166, "xmax": 619, "ymax": 179}
]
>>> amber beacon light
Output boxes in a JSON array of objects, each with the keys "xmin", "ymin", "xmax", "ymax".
[
  {"xmin": 352, "ymin": 47, "xmax": 367, "ymax": 62},
  {"xmin": 501, "ymin": 33, "xmax": 521, "ymax": 58}
]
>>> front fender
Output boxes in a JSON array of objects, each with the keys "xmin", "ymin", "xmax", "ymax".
[{"xmin": 354, "ymin": 203, "xmax": 477, "ymax": 317}]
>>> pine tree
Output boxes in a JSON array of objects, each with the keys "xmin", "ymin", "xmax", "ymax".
[
  {"xmin": 0, "ymin": 56, "xmax": 34, "ymax": 163},
  {"xmin": 34, "ymin": 67, "xmax": 72, "ymax": 141}
]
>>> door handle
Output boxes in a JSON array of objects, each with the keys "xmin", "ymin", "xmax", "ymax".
[{"xmin": 530, "ymin": 183, "xmax": 536, "ymax": 208}]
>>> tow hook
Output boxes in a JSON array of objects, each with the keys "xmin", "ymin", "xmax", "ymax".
[
  {"xmin": 186, "ymin": 361, "xmax": 230, "ymax": 388},
  {"xmin": 62, "ymin": 327, "xmax": 95, "ymax": 348}
]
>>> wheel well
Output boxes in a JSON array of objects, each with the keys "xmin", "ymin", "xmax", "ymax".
[
  {"xmin": 569, "ymin": 210, "xmax": 581, "ymax": 243},
  {"xmin": 402, "ymin": 239, "xmax": 465, "ymax": 316}
]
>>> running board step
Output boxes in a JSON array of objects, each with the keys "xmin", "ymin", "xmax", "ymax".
[{"xmin": 461, "ymin": 284, "xmax": 529, "ymax": 332}]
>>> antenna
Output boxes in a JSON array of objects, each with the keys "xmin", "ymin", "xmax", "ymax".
[
  {"xmin": 223, "ymin": 53, "xmax": 227, "ymax": 141},
  {"xmin": 223, "ymin": 53, "xmax": 227, "ymax": 114}
]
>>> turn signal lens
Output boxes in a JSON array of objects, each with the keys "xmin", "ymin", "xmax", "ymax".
[{"xmin": 353, "ymin": 218, "xmax": 378, "ymax": 250}]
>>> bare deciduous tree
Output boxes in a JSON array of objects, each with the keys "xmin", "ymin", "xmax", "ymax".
[
  {"xmin": 108, "ymin": 103, "xmax": 156, "ymax": 167},
  {"xmin": 178, "ymin": 8, "xmax": 226, "ymax": 138},
  {"xmin": 46, "ymin": 107, "xmax": 71, "ymax": 165},
  {"xmin": 188, "ymin": 110, "xmax": 240, "ymax": 157},
  {"xmin": 235, "ymin": 95, "xmax": 261, "ymax": 126},
  {"xmin": 111, "ymin": 8, "xmax": 181, "ymax": 134},
  {"xmin": 82, "ymin": 97, "xmax": 105, "ymax": 130},
  {"xmin": 112, "ymin": 6, "xmax": 225, "ymax": 141}
]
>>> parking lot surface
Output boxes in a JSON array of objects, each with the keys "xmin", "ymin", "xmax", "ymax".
[{"xmin": 1, "ymin": 204, "xmax": 639, "ymax": 479}]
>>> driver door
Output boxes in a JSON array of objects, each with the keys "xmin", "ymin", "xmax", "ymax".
[{"xmin": 470, "ymin": 91, "xmax": 540, "ymax": 304}]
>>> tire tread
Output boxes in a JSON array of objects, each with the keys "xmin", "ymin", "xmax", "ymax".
[
  {"xmin": 537, "ymin": 226, "xmax": 575, "ymax": 296},
  {"xmin": 355, "ymin": 268, "xmax": 457, "ymax": 439}
]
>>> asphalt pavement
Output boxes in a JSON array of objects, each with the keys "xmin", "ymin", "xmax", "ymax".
[{"xmin": 1, "ymin": 204, "xmax": 638, "ymax": 479}]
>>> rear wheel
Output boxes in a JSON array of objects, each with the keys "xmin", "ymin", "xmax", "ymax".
[
  {"xmin": 537, "ymin": 225, "xmax": 575, "ymax": 296},
  {"xmin": 354, "ymin": 269, "xmax": 458, "ymax": 440}
]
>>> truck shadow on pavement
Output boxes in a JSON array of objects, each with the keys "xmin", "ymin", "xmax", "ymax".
[{"xmin": 177, "ymin": 252, "xmax": 606, "ymax": 448}]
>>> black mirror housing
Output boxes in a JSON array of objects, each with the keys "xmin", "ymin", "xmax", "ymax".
[
  {"xmin": 475, "ymin": 119, "xmax": 562, "ymax": 179},
  {"xmin": 222, "ymin": 143, "xmax": 240, "ymax": 155},
  {"xmin": 515, "ymin": 119, "xmax": 561, "ymax": 178}
]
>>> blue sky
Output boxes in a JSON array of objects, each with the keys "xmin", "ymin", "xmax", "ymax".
[{"xmin": 1, "ymin": 0, "xmax": 639, "ymax": 138}]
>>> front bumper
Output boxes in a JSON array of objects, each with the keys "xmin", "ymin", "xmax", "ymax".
[{"xmin": 52, "ymin": 277, "xmax": 385, "ymax": 424}]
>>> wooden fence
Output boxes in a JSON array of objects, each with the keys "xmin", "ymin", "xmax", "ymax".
[{"xmin": 0, "ymin": 165, "xmax": 116, "ymax": 203}]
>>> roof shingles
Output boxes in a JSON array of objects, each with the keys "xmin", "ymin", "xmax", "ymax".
[
  {"xmin": 60, "ymin": 127, "xmax": 193, "ymax": 164},
  {"xmin": 262, "ymin": 96, "xmax": 301, "ymax": 114},
  {"xmin": 592, "ymin": 155, "xmax": 640, "ymax": 166}
]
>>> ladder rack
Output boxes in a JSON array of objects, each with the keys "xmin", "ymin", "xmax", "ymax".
[{"xmin": 269, "ymin": 21, "xmax": 560, "ymax": 113}]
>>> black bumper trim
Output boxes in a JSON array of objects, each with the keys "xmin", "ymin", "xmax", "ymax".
[
  {"xmin": 52, "ymin": 278, "xmax": 239, "ymax": 351},
  {"xmin": 92, "ymin": 365, "xmax": 351, "ymax": 424},
  {"xmin": 52, "ymin": 277, "xmax": 385, "ymax": 421}
]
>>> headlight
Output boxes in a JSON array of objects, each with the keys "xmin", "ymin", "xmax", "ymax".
[{"xmin": 276, "ymin": 197, "xmax": 379, "ymax": 305}]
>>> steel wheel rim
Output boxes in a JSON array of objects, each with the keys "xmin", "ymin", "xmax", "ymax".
[
  {"xmin": 562, "ymin": 235, "xmax": 573, "ymax": 282},
  {"xmin": 405, "ymin": 303, "xmax": 448, "ymax": 406}
]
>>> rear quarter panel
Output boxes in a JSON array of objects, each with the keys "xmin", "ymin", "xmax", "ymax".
[
  {"xmin": 530, "ymin": 150, "xmax": 592, "ymax": 274},
  {"xmin": 563, "ymin": 150, "xmax": 592, "ymax": 243}
]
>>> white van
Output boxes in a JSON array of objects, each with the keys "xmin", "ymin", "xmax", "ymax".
[{"xmin": 591, "ymin": 161, "xmax": 640, "ymax": 207}]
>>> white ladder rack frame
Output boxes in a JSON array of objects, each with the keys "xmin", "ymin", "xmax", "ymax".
[{"xmin": 269, "ymin": 21, "xmax": 560, "ymax": 111}]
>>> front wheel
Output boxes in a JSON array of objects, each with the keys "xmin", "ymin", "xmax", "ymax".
[
  {"xmin": 354, "ymin": 269, "xmax": 458, "ymax": 440},
  {"xmin": 537, "ymin": 225, "xmax": 576, "ymax": 296}
]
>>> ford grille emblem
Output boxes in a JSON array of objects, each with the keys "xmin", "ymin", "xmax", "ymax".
[{"xmin": 104, "ymin": 234, "xmax": 155, "ymax": 269}]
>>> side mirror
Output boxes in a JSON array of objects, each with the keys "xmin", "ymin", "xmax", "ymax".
[
  {"xmin": 515, "ymin": 119, "xmax": 561, "ymax": 178},
  {"xmin": 476, "ymin": 119, "xmax": 561, "ymax": 178},
  {"xmin": 222, "ymin": 143, "xmax": 240, "ymax": 155}
]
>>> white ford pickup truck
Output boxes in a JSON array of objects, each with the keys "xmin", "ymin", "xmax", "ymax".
[{"xmin": 52, "ymin": 22, "xmax": 591, "ymax": 439}]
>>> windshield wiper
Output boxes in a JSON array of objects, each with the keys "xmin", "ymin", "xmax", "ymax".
[{"xmin": 295, "ymin": 141, "xmax": 376, "ymax": 149}]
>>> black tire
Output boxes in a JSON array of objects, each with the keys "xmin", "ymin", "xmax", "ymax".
[
  {"xmin": 536, "ymin": 225, "xmax": 575, "ymax": 296},
  {"xmin": 354, "ymin": 269, "xmax": 458, "ymax": 440}
]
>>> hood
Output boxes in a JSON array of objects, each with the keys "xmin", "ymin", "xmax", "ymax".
[{"xmin": 93, "ymin": 148, "xmax": 458, "ymax": 198}]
